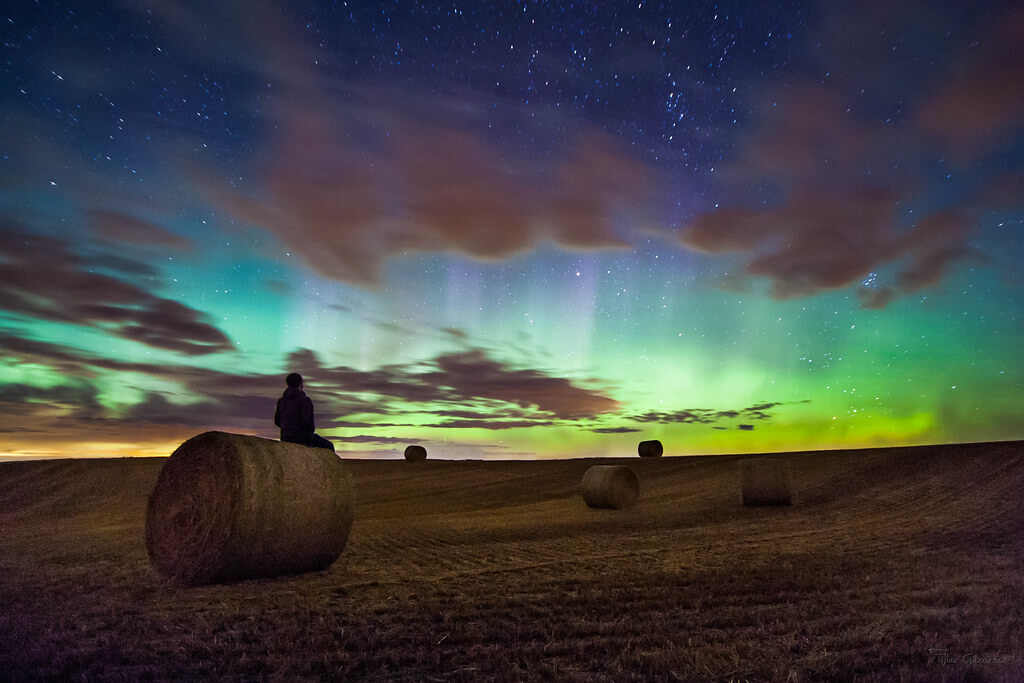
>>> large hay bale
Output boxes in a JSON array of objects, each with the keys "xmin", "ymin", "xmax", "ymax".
[
  {"xmin": 581, "ymin": 465, "xmax": 640, "ymax": 509},
  {"xmin": 145, "ymin": 431, "xmax": 354, "ymax": 585},
  {"xmin": 404, "ymin": 445, "xmax": 427, "ymax": 461},
  {"xmin": 638, "ymin": 439, "xmax": 664, "ymax": 457},
  {"xmin": 739, "ymin": 457, "xmax": 792, "ymax": 506}
]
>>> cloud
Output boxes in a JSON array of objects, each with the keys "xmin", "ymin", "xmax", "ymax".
[
  {"xmin": 677, "ymin": 1, "xmax": 1024, "ymax": 309},
  {"xmin": 858, "ymin": 287, "xmax": 898, "ymax": 310},
  {"xmin": 421, "ymin": 419, "xmax": 556, "ymax": 430},
  {"xmin": 588, "ymin": 426, "xmax": 642, "ymax": 434},
  {"xmin": 894, "ymin": 210, "xmax": 982, "ymax": 292},
  {"xmin": 429, "ymin": 408, "xmax": 545, "ymax": 421},
  {"xmin": 915, "ymin": 8, "xmax": 1024, "ymax": 159},
  {"xmin": 327, "ymin": 421, "xmax": 408, "ymax": 429},
  {"xmin": 292, "ymin": 347, "xmax": 620, "ymax": 420},
  {"xmin": 679, "ymin": 83, "xmax": 983, "ymax": 306},
  {"xmin": 197, "ymin": 101, "xmax": 657, "ymax": 287},
  {"xmin": 0, "ymin": 331, "xmax": 619, "ymax": 445},
  {"xmin": 331, "ymin": 435, "xmax": 417, "ymax": 444},
  {"xmin": 627, "ymin": 401, "xmax": 804, "ymax": 427},
  {"xmin": 0, "ymin": 228, "xmax": 233, "ymax": 355},
  {"xmin": 119, "ymin": 392, "xmax": 277, "ymax": 428},
  {"xmin": 423, "ymin": 349, "xmax": 620, "ymax": 419},
  {"xmin": 969, "ymin": 172, "xmax": 1024, "ymax": 210},
  {"xmin": 0, "ymin": 331, "xmax": 198, "ymax": 378},
  {"xmin": 745, "ymin": 402, "xmax": 786, "ymax": 412},
  {"xmin": 726, "ymin": 86, "xmax": 882, "ymax": 188},
  {"xmin": 441, "ymin": 327, "xmax": 470, "ymax": 342},
  {"xmin": 89, "ymin": 210, "xmax": 192, "ymax": 249},
  {"xmin": 0, "ymin": 382, "xmax": 103, "ymax": 420},
  {"xmin": 630, "ymin": 409, "xmax": 716, "ymax": 424},
  {"xmin": 134, "ymin": 0, "xmax": 660, "ymax": 288}
]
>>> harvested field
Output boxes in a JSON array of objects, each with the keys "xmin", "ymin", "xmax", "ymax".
[{"xmin": 1, "ymin": 441, "xmax": 1022, "ymax": 680}]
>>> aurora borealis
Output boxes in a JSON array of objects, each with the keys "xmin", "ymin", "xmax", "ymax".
[{"xmin": 1, "ymin": 1, "xmax": 1021, "ymax": 459}]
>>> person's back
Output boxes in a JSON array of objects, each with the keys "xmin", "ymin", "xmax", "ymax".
[
  {"xmin": 275, "ymin": 384, "xmax": 314, "ymax": 444},
  {"xmin": 274, "ymin": 372, "xmax": 335, "ymax": 451}
]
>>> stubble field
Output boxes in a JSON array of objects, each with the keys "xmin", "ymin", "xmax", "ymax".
[{"xmin": 1, "ymin": 441, "xmax": 1022, "ymax": 680}]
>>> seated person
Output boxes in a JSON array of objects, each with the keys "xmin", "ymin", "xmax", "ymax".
[{"xmin": 274, "ymin": 373, "xmax": 335, "ymax": 451}]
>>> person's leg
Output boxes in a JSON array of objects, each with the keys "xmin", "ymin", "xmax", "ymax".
[{"xmin": 308, "ymin": 433, "xmax": 335, "ymax": 452}]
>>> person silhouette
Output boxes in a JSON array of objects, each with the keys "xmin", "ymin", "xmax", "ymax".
[{"xmin": 274, "ymin": 373, "xmax": 335, "ymax": 451}]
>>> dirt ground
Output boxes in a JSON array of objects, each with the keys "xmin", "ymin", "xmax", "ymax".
[{"xmin": 1, "ymin": 441, "xmax": 1022, "ymax": 681}]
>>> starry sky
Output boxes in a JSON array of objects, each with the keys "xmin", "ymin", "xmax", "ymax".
[{"xmin": 1, "ymin": 1, "xmax": 1022, "ymax": 459}]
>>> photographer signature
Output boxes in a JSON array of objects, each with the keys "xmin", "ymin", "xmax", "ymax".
[{"xmin": 928, "ymin": 648, "xmax": 1013, "ymax": 666}]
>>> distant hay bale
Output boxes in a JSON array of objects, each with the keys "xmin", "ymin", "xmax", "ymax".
[
  {"xmin": 638, "ymin": 439, "xmax": 664, "ymax": 458},
  {"xmin": 145, "ymin": 431, "xmax": 354, "ymax": 586},
  {"xmin": 739, "ymin": 458, "xmax": 792, "ymax": 506},
  {"xmin": 404, "ymin": 445, "xmax": 427, "ymax": 462},
  {"xmin": 581, "ymin": 465, "xmax": 640, "ymax": 509}
]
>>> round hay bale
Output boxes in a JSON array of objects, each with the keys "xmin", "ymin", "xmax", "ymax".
[
  {"xmin": 580, "ymin": 465, "xmax": 640, "ymax": 509},
  {"xmin": 404, "ymin": 445, "xmax": 427, "ymax": 462},
  {"xmin": 637, "ymin": 439, "xmax": 664, "ymax": 458},
  {"xmin": 145, "ymin": 431, "xmax": 354, "ymax": 585},
  {"xmin": 739, "ymin": 457, "xmax": 792, "ymax": 506}
]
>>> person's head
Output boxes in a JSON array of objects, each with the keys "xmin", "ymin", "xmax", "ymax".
[{"xmin": 285, "ymin": 372, "xmax": 303, "ymax": 389}]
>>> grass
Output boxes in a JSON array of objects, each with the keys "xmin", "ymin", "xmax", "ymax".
[{"xmin": 1, "ymin": 441, "xmax": 1022, "ymax": 680}]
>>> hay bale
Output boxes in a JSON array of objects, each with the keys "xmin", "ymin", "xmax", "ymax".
[
  {"xmin": 739, "ymin": 457, "xmax": 792, "ymax": 506},
  {"xmin": 145, "ymin": 431, "xmax": 354, "ymax": 585},
  {"xmin": 638, "ymin": 439, "xmax": 664, "ymax": 458},
  {"xmin": 581, "ymin": 465, "xmax": 640, "ymax": 509},
  {"xmin": 404, "ymin": 445, "xmax": 427, "ymax": 462}
]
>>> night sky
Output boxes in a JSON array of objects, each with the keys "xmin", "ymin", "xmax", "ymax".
[{"xmin": 1, "ymin": 1, "xmax": 1022, "ymax": 459}]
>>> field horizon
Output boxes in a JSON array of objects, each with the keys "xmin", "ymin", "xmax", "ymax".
[
  {"xmin": 1, "ymin": 440, "xmax": 1022, "ymax": 680},
  {"xmin": 4, "ymin": 437, "xmax": 1021, "ymax": 464}
]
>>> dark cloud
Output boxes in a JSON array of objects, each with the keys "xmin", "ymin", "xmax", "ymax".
[
  {"xmin": 810, "ymin": 0, "xmax": 967, "ymax": 101},
  {"xmin": 119, "ymin": 0, "xmax": 316, "ymax": 92},
  {"xmin": 328, "ymin": 421, "xmax": 408, "ymax": 429},
  {"xmin": 0, "ymin": 331, "xmax": 618, "ymax": 441},
  {"xmin": 631, "ymin": 409, "xmax": 716, "ymax": 424},
  {"xmin": 430, "ymin": 408, "xmax": 545, "ymax": 421},
  {"xmin": 915, "ymin": 8, "xmax": 1024, "ymax": 159},
  {"xmin": 422, "ymin": 419, "xmax": 556, "ymax": 430},
  {"xmin": 724, "ymin": 86, "xmax": 882, "ymax": 188},
  {"xmin": 969, "ymin": 172, "xmax": 1024, "ymax": 210},
  {"xmin": 0, "ymin": 382, "xmax": 103, "ymax": 419},
  {"xmin": 442, "ymin": 327, "xmax": 470, "ymax": 342},
  {"xmin": 858, "ymin": 286, "xmax": 898, "ymax": 310},
  {"xmin": 263, "ymin": 280, "xmax": 292, "ymax": 296},
  {"xmin": 737, "ymin": 424, "xmax": 754, "ymax": 431},
  {"xmin": 588, "ymin": 426, "xmax": 642, "ymax": 434},
  {"xmin": 685, "ymin": 188, "xmax": 973, "ymax": 302},
  {"xmin": 132, "ymin": 0, "xmax": 660, "ymax": 288},
  {"xmin": 0, "ymin": 331, "xmax": 218, "ymax": 380},
  {"xmin": 677, "ymin": 1, "xmax": 1023, "ymax": 309},
  {"xmin": 332, "ymin": 435, "xmax": 417, "ymax": 444},
  {"xmin": 119, "ymin": 392, "xmax": 277, "ymax": 429},
  {"xmin": 745, "ymin": 402, "xmax": 785, "ymax": 412},
  {"xmin": 893, "ymin": 210, "xmax": 982, "ymax": 292},
  {"xmin": 197, "ymin": 102, "xmax": 656, "ymax": 288},
  {"xmin": 422, "ymin": 350, "xmax": 620, "ymax": 419},
  {"xmin": 89, "ymin": 210, "xmax": 193, "ymax": 249},
  {"xmin": 680, "ymin": 83, "xmax": 984, "ymax": 306},
  {"xmin": 627, "ymin": 400, "xmax": 805, "ymax": 427},
  {"xmin": 0, "ymin": 228, "xmax": 233, "ymax": 355},
  {"xmin": 291, "ymin": 347, "xmax": 619, "ymax": 420}
]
